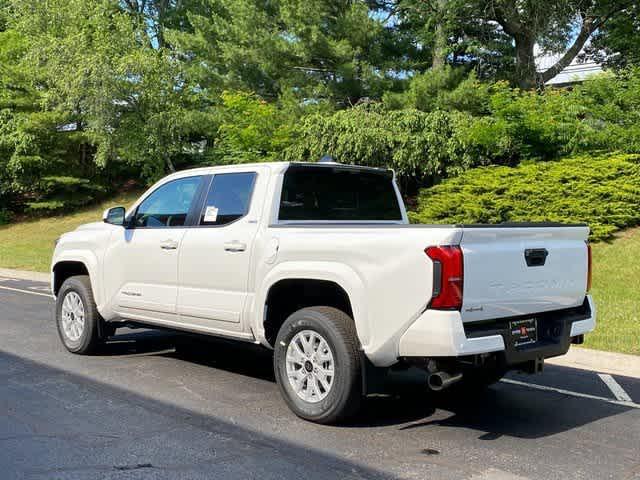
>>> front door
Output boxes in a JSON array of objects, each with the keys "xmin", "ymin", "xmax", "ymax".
[
  {"xmin": 178, "ymin": 169, "xmax": 262, "ymax": 326},
  {"xmin": 104, "ymin": 175, "xmax": 204, "ymax": 318}
]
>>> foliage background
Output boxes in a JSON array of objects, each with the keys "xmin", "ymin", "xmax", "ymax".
[
  {"xmin": 409, "ymin": 153, "xmax": 640, "ymax": 240},
  {"xmin": 1, "ymin": 0, "xmax": 640, "ymax": 356},
  {"xmin": 0, "ymin": 0, "xmax": 640, "ymax": 240}
]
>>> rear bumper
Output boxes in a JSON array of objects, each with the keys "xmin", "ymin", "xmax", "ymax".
[{"xmin": 398, "ymin": 295, "xmax": 595, "ymax": 365}]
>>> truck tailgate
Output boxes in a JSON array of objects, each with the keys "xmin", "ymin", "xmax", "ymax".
[{"xmin": 460, "ymin": 225, "xmax": 589, "ymax": 323}]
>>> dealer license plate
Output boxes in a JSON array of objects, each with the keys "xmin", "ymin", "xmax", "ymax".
[{"xmin": 510, "ymin": 318, "xmax": 538, "ymax": 347}]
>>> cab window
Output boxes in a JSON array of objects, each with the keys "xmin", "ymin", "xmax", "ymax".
[
  {"xmin": 133, "ymin": 176, "xmax": 202, "ymax": 228},
  {"xmin": 279, "ymin": 166, "xmax": 402, "ymax": 221},
  {"xmin": 199, "ymin": 172, "xmax": 257, "ymax": 226}
]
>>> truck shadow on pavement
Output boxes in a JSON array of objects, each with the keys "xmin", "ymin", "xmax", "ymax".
[
  {"xmin": 100, "ymin": 329, "xmax": 636, "ymax": 440},
  {"xmin": 0, "ymin": 349, "xmax": 395, "ymax": 480}
]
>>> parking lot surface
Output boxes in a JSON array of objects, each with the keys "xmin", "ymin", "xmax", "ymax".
[{"xmin": 1, "ymin": 277, "xmax": 639, "ymax": 480}]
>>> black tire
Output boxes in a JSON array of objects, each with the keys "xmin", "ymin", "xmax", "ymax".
[
  {"xmin": 274, "ymin": 306, "xmax": 362, "ymax": 424},
  {"xmin": 55, "ymin": 275, "xmax": 103, "ymax": 354}
]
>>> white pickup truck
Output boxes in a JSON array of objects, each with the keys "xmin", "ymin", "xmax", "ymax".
[{"xmin": 51, "ymin": 161, "xmax": 596, "ymax": 423}]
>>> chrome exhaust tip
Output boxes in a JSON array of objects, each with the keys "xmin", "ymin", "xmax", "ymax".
[{"xmin": 427, "ymin": 371, "xmax": 463, "ymax": 391}]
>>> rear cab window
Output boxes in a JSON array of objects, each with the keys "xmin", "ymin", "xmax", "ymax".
[{"xmin": 278, "ymin": 166, "xmax": 403, "ymax": 222}]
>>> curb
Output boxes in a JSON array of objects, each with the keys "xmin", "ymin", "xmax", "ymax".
[
  {"xmin": 547, "ymin": 347, "xmax": 640, "ymax": 379},
  {"xmin": 0, "ymin": 268, "xmax": 50, "ymax": 283}
]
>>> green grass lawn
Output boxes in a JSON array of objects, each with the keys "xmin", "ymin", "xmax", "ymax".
[
  {"xmin": 0, "ymin": 193, "xmax": 637, "ymax": 355},
  {"xmin": 0, "ymin": 192, "xmax": 140, "ymax": 273},
  {"xmin": 585, "ymin": 228, "xmax": 640, "ymax": 355}
]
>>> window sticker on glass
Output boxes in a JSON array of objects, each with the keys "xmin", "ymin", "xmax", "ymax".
[{"xmin": 203, "ymin": 206, "xmax": 219, "ymax": 223}]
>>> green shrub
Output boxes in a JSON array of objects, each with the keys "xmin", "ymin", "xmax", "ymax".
[
  {"xmin": 409, "ymin": 153, "xmax": 640, "ymax": 241},
  {"xmin": 25, "ymin": 176, "xmax": 106, "ymax": 215},
  {"xmin": 0, "ymin": 209, "xmax": 12, "ymax": 225},
  {"xmin": 383, "ymin": 68, "xmax": 640, "ymax": 165},
  {"xmin": 383, "ymin": 67, "xmax": 491, "ymax": 116},
  {"xmin": 285, "ymin": 104, "xmax": 518, "ymax": 188},
  {"xmin": 487, "ymin": 70, "xmax": 640, "ymax": 160},
  {"xmin": 0, "ymin": 107, "xmax": 116, "ymax": 218}
]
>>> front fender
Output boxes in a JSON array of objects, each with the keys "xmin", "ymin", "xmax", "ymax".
[
  {"xmin": 253, "ymin": 261, "xmax": 369, "ymax": 350},
  {"xmin": 51, "ymin": 250, "xmax": 102, "ymax": 310}
]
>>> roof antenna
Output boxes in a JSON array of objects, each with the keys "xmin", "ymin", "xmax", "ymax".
[{"xmin": 319, "ymin": 154, "xmax": 338, "ymax": 164}]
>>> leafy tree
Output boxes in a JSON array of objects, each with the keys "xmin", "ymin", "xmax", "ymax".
[
  {"xmin": 0, "ymin": 26, "xmax": 107, "ymax": 214},
  {"xmin": 482, "ymin": 0, "xmax": 634, "ymax": 89},
  {"xmin": 0, "ymin": 0, "xmax": 7, "ymax": 31},
  {"xmin": 284, "ymin": 103, "xmax": 517, "ymax": 191},
  {"xmin": 587, "ymin": 2, "xmax": 640, "ymax": 69},
  {"xmin": 384, "ymin": 67, "xmax": 491, "ymax": 115},
  {"xmin": 214, "ymin": 91, "xmax": 296, "ymax": 163},
  {"xmin": 394, "ymin": 0, "xmax": 513, "ymax": 78},
  {"xmin": 11, "ymin": 0, "xmax": 218, "ymax": 180},
  {"xmin": 173, "ymin": 0, "xmax": 407, "ymax": 106},
  {"xmin": 2, "ymin": 0, "xmax": 640, "ymax": 222},
  {"xmin": 394, "ymin": 0, "xmax": 635, "ymax": 89}
]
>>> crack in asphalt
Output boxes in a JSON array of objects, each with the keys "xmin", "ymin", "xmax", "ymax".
[{"xmin": 113, "ymin": 462, "xmax": 154, "ymax": 471}]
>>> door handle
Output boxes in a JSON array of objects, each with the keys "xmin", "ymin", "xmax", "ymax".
[
  {"xmin": 160, "ymin": 239, "xmax": 179, "ymax": 250},
  {"xmin": 224, "ymin": 241, "xmax": 247, "ymax": 252}
]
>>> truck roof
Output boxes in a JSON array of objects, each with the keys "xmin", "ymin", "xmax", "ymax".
[{"xmin": 162, "ymin": 161, "xmax": 391, "ymax": 181}]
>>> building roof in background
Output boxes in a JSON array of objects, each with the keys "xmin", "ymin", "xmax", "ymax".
[{"xmin": 536, "ymin": 47, "xmax": 604, "ymax": 86}]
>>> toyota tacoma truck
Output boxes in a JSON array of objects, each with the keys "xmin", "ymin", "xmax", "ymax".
[{"xmin": 51, "ymin": 160, "xmax": 596, "ymax": 423}]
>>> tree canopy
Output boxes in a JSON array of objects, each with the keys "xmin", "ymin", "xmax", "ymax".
[{"xmin": 0, "ymin": 0, "xmax": 639, "ymax": 219}]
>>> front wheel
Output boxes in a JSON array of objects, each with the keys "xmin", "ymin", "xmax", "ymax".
[
  {"xmin": 273, "ymin": 307, "xmax": 362, "ymax": 424},
  {"xmin": 55, "ymin": 275, "xmax": 103, "ymax": 354}
]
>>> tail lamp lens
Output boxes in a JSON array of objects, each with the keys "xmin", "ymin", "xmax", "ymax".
[{"xmin": 425, "ymin": 245, "xmax": 464, "ymax": 310}]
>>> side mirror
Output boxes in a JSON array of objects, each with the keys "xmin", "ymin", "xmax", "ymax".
[{"xmin": 103, "ymin": 206, "xmax": 126, "ymax": 226}]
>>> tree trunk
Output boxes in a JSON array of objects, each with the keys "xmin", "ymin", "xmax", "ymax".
[
  {"xmin": 513, "ymin": 33, "xmax": 538, "ymax": 90},
  {"xmin": 155, "ymin": 0, "xmax": 170, "ymax": 50},
  {"xmin": 431, "ymin": 0, "xmax": 448, "ymax": 69},
  {"xmin": 163, "ymin": 152, "xmax": 175, "ymax": 173}
]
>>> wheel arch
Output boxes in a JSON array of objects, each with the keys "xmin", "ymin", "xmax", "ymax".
[
  {"xmin": 255, "ymin": 263, "xmax": 368, "ymax": 350},
  {"xmin": 52, "ymin": 253, "xmax": 102, "ymax": 308}
]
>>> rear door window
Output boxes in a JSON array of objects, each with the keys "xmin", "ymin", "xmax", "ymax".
[
  {"xmin": 199, "ymin": 172, "xmax": 257, "ymax": 226},
  {"xmin": 278, "ymin": 166, "xmax": 402, "ymax": 221}
]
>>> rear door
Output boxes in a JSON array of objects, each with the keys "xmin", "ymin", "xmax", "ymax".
[
  {"xmin": 460, "ymin": 225, "xmax": 590, "ymax": 323},
  {"xmin": 177, "ymin": 169, "xmax": 263, "ymax": 326}
]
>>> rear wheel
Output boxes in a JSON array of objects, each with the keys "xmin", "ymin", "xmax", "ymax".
[
  {"xmin": 274, "ymin": 306, "xmax": 362, "ymax": 424},
  {"xmin": 55, "ymin": 275, "xmax": 103, "ymax": 354}
]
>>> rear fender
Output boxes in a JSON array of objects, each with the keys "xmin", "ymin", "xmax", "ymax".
[{"xmin": 254, "ymin": 262, "xmax": 368, "ymax": 349}]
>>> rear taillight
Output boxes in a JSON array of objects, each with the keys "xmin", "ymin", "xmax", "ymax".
[
  {"xmin": 425, "ymin": 245, "xmax": 463, "ymax": 310},
  {"xmin": 586, "ymin": 242, "xmax": 592, "ymax": 292}
]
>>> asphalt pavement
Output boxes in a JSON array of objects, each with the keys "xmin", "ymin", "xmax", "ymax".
[{"xmin": 1, "ymin": 276, "xmax": 639, "ymax": 480}]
